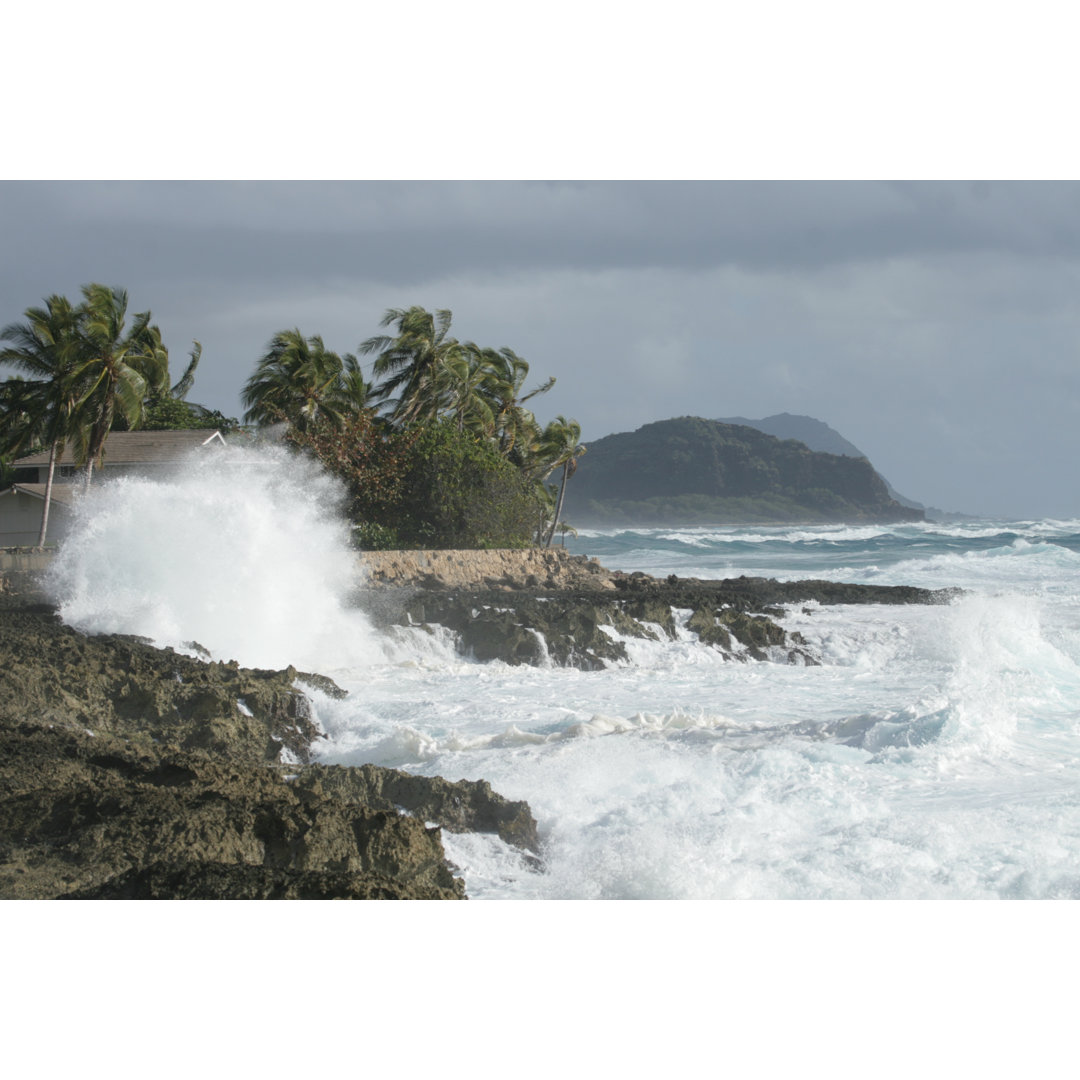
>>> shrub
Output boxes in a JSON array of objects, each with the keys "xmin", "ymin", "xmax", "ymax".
[
  {"xmin": 390, "ymin": 420, "xmax": 540, "ymax": 548},
  {"xmin": 289, "ymin": 415, "xmax": 540, "ymax": 549}
]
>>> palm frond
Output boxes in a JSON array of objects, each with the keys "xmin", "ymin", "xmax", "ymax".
[{"xmin": 171, "ymin": 341, "xmax": 202, "ymax": 399}]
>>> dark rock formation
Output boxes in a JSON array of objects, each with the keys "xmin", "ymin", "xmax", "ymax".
[
  {"xmin": 0, "ymin": 601, "xmax": 325, "ymax": 766},
  {"xmin": 0, "ymin": 586, "xmax": 538, "ymax": 900},
  {"xmin": 65, "ymin": 863, "xmax": 446, "ymax": 900},
  {"xmin": 608, "ymin": 572, "xmax": 961, "ymax": 609},
  {"xmin": 367, "ymin": 573, "xmax": 958, "ymax": 671},
  {"xmin": 292, "ymin": 765, "xmax": 540, "ymax": 854},
  {"xmin": 403, "ymin": 592, "xmax": 642, "ymax": 670},
  {"xmin": 2, "ymin": 717, "xmax": 464, "ymax": 900}
]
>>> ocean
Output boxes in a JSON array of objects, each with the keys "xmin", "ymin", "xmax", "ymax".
[{"xmin": 44, "ymin": 449, "xmax": 1080, "ymax": 899}]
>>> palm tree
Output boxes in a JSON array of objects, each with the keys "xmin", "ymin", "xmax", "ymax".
[
  {"xmin": 531, "ymin": 476, "xmax": 558, "ymax": 548},
  {"xmin": 0, "ymin": 294, "xmax": 85, "ymax": 543},
  {"xmin": 335, "ymin": 353, "xmax": 378, "ymax": 418},
  {"xmin": 480, "ymin": 346, "xmax": 556, "ymax": 459},
  {"xmin": 440, "ymin": 344, "xmax": 498, "ymax": 435},
  {"xmin": 359, "ymin": 307, "xmax": 467, "ymax": 427},
  {"xmin": 242, "ymin": 329, "xmax": 357, "ymax": 432},
  {"xmin": 169, "ymin": 340, "xmax": 203, "ymax": 402},
  {"xmin": 539, "ymin": 416, "xmax": 587, "ymax": 548},
  {"xmin": 73, "ymin": 284, "xmax": 168, "ymax": 483},
  {"xmin": 0, "ymin": 377, "xmax": 37, "ymax": 457},
  {"xmin": 114, "ymin": 338, "xmax": 210, "ymax": 431}
]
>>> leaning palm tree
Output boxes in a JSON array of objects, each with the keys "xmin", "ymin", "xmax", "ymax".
[
  {"xmin": 242, "ymin": 329, "xmax": 354, "ymax": 432},
  {"xmin": 359, "ymin": 307, "xmax": 467, "ymax": 427},
  {"xmin": 538, "ymin": 415, "xmax": 587, "ymax": 548},
  {"xmin": 0, "ymin": 294, "xmax": 85, "ymax": 542},
  {"xmin": 110, "ymin": 337, "xmax": 203, "ymax": 431},
  {"xmin": 169, "ymin": 340, "xmax": 203, "ymax": 401},
  {"xmin": 440, "ymin": 345, "xmax": 498, "ymax": 435},
  {"xmin": 481, "ymin": 346, "xmax": 556, "ymax": 459},
  {"xmin": 72, "ymin": 284, "xmax": 167, "ymax": 483},
  {"xmin": 334, "ymin": 353, "xmax": 378, "ymax": 418}
]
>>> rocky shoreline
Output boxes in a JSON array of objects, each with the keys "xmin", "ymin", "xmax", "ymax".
[
  {"xmin": 0, "ymin": 552, "xmax": 958, "ymax": 900},
  {"xmin": 358, "ymin": 551, "xmax": 960, "ymax": 670},
  {"xmin": 0, "ymin": 584, "xmax": 537, "ymax": 900}
]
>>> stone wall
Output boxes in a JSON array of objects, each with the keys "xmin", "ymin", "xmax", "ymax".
[
  {"xmin": 0, "ymin": 549, "xmax": 53, "ymax": 574},
  {"xmin": 1, "ymin": 545, "xmax": 618, "ymax": 595},
  {"xmin": 358, "ymin": 548, "xmax": 617, "ymax": 591}
]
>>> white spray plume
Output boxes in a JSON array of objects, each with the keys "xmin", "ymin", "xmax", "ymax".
[{"xmin": 46, "ymin": 443, "xmax": 381, "ymax": 672}]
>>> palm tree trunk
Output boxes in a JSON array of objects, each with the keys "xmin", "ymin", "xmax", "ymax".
[
  {"xmin": 545, "ymin": 462, "xmax": 570, "ymax": 548},
  {"xmin": 36, "ymin": 440, "xmax": 58, "ymax": 547},
  {"xmin": 83, "ymin": 412, "xmax": 110, "ymax": 489}
]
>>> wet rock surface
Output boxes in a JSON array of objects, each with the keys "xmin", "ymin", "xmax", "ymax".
[
  {"xmin": 0, "ymin": 586, "xmax": 537, "ymax": 900},
  {"xmin": 0, "ymin": 600, "xmax": 325, "ymax": 766},
  {"xmin": 2, "ymin": 717, "xmax": 464, "ymax": 900},
  {"xmin": 293, "ymin": 765, "xmax": 540, "ymax": 854},
  {"xmin": 367, "ymin": 567, "xmax": 959, "ymax": 670}
]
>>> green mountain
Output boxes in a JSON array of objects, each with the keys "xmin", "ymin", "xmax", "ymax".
[
  {"xmin": 563, "ymin": 416, "xmax": 925, "ymax": 526},
  {"xmin": 715, "ymin": 412, "xmax": 926, "ymax": 512},
  {"xmin": 716, "ymin": 412, "xmax": 867, "ymax": 459}
]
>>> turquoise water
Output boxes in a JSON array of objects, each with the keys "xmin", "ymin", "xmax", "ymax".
[{"xmin": 567, "ymin": 520, "xmax": 1080, "ymax": 588}]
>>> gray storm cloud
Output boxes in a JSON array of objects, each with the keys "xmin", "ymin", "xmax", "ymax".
[{"xmin": 2, "ymin": 180, "xmax": 1079, "ymax": 518}]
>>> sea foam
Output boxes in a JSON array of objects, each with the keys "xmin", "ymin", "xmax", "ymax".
[
  {"xmin": 40, "ymin": 484, "xmax": 1080, "ymax": 898},
  {"xmin": 45, "ymin": 444, "xmax": 382, "ymax": 671}
]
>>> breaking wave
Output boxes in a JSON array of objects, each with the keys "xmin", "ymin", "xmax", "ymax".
[{"xmin": 45, "ymin": 444, "xmax": 382, "ymax": 671}]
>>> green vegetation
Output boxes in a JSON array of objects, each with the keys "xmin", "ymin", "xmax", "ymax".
[
  {"xmin": 137, "ymin": 396, "xmax": 242, "ymax": 433},
  {"xmin": 0, "ymin": 285, "xmax": 238, "ymax": 545},
  {"xmin": 563, "ymin": 417, "xmax": 924, "ymax": 525},
  {"xmin": 3, "ymin": 289, "xmax": 917, "ymax": 549},
  {"xmin": 378, "ymin": 419, "xmax": 543, "ymax": 549},
  {"xmin": 4, "ymin": 290, "xmax": 580, "ymax": 551},
  {"xmin": 244, "ymin": 305, "xmax": 586, "ymax": 549}
]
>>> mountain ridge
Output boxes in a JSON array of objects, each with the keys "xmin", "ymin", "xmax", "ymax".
[
  {"xmin": 715, "ymin": 412, "xmax": 926, "ymax": 511},
  {"xmin": 564, "ymin": 416, "xmax": 924, "ymax": 526}
]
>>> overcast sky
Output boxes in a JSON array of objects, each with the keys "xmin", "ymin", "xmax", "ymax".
[{"xmin": 3, "ymin": 180, "xmax": 1080, "ymax": 520}]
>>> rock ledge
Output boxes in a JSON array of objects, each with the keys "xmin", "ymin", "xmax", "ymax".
[{"xmin": 0, "ymin": 587, "xmax": 537, "ymax": 900}]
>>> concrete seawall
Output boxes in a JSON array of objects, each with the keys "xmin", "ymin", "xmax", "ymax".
[
  {"xmin": 0, "ymin": 550, "xmax": 54, "ymax": 574},
  {"xmin": 1, "ymin": 547, "xmax": 618, "ymax": 594},
  {"xmin": 359, "ymin": 548, "xmax": 617, "ymax": 591}
]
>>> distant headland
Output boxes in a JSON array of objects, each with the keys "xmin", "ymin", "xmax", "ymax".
[{"xmin": 563, "ymin": 416, "xmax": 925, "ymax": 526}]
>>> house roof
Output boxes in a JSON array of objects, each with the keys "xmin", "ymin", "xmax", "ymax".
[
  {"xmin": 0, "ymin": 483, "xmax": 79, "ymax": 507},
  {"xmin": 13, "ymin": 429, "xmax": 226, "ymax": 467}
]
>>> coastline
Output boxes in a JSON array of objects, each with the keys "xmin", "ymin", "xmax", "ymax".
[
  {"xmin": 0, "ymin": 579, "xmax": 537, "ymax": 900},
  {"xmin": 1, "ymin": 549, "xmax": 956, "ymax": 899}
]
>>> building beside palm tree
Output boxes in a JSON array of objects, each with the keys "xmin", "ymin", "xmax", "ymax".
[{"xmin": 0, "ymin": 429, "xmax": 227, "ymax": 547}]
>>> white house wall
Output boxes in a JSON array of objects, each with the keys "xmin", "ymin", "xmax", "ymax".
[{"xmin": 0, "ymin": 491, "xmax": 70, "ymax": 547}]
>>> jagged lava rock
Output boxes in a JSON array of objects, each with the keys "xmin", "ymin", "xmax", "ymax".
[{"xmin": 0, "ymin": 585, "xmax": 539, "ymax": 900}]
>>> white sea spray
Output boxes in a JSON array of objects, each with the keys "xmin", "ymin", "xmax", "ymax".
[
  {"xmin": 44, "ymin": 478, "xmax": 1080, "ymax": 898},
  {"xmin": 45, "ymin": 444, "xmax": 383, "ymax": 671}
]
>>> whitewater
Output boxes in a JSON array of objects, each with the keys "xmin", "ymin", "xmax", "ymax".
[{"xmin": 44, "ymin": 448, "xmax": 1080, "ymax": 899}]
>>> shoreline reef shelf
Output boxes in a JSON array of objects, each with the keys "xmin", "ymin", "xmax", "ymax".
[
  {"xmin": 356, "ymin": 548, "xmax": 960, "ymax": 670},
  {"xmin": 0, "ymin": 550, "xmax": 957, "ymax": 899},
  {"xmin": 0, "ymin": 582, "xmax": 538, "ymax": 901}
]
